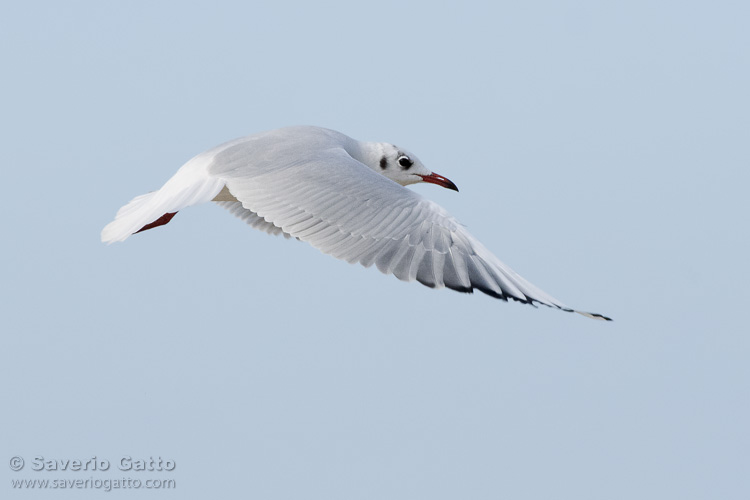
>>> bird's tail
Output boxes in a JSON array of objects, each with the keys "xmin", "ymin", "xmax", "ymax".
[{"xmin": 101, "ymin": 154, "xmax": 225, "ymax": 244}]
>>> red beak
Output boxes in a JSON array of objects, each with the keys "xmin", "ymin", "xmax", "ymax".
[{"xmin": 419, "ymin": 172, "xmax": 459, "ymax": 192}]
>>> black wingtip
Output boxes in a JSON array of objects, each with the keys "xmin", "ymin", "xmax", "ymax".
[{"xmin": 576, "ymin": 311, "xmax": 613, "ymax": 321}]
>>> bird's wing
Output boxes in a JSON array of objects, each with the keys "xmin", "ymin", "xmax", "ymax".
[
  {"xmin": 209, "ymin": 144, "xmax": 608, "ymax": 319},
  {"xmin": 214, "ymin": 201, "xmax": 292, "ymax": 238}
]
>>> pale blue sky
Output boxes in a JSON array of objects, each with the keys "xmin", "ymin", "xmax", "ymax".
[{"xmin": 2, "ymin": 1, "xmax": 748, "ymax": 498}]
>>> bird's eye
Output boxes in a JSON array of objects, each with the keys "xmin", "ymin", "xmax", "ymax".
[{"xmin": 398, "ymin": 155, "xmax": 413, "ymax": 169}]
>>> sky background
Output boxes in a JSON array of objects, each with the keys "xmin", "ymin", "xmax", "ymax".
[{"xmin": 2, "ymin": 1, "xmax": 748, "ymax": 498}]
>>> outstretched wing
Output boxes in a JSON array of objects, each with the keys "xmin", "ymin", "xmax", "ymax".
[{"xmin": 209, "ymin": 142, "xmax": 609, "ymax": 320}]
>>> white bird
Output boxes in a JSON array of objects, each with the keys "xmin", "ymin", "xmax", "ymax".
[{"xmin": 102, "ymin": 126, "xmax": 610, "ymax": 321}]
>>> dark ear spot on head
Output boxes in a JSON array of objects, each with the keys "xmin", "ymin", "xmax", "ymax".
[{"xmin": 380, "ymin": 156, "xmax": 387, "ymax": 169}]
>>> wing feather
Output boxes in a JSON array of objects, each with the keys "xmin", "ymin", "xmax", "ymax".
[
  {"xmin": 213, "ymin": 201, "xmax": 291, "ymax": 238},
  {"xmin": 208, "ymin": 145, "xmax": 590, "ymax": 314}
]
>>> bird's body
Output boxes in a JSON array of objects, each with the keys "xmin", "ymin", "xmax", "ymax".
[{"xmin": 102, "ymin": 126, "xmax": 610, "ymax": 321}]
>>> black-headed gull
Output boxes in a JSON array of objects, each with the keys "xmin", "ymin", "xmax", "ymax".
[{"xmin": 102, "ymin": 126, "xmax": 611, "ymax": 320}]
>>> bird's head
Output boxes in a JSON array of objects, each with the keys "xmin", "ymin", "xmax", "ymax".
[{"xmin": 357, "ymin": 142, "xmax": 459, "ymax": 192}]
